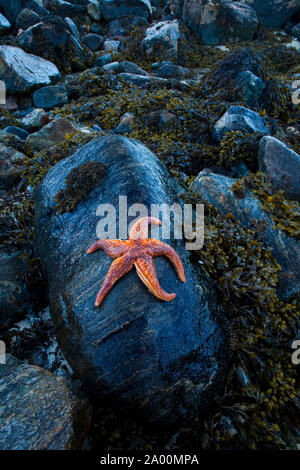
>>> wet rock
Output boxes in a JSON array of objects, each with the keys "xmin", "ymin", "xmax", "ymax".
[
  {"xmin": 108, "ymin": 15, "xmax": 148, "ymax": 36},
  {"xmin": 94, "ymin": 53, "xmax": 112, "ymax": 67},
  {"xmin": 0, "ymin": 45, "xmax": 60, "ymax": 93},
  {"xmin": 258, "ymin": 136, "xmax": 300, "ymax": 202},
  {"xmin": 0, "ymin": 143, "xmax": 25, "ymax": 189},
  {"xmin": 87, "ymin": 0, "xmax": 101, "ymax": 21},
  {"xmin": 103, "ymin": 61, "xmax": 121, "ymax": 73},
  {"xmin": 4, "ymin": 126, "xmax": 29, "ymax": 140},
  {"xmin": 34, "ymin": 135, "xmax": 230, "ymax": 426},
  {"xmin": 33, "ymin": 85, "xmax": 69, "ymax": 110},
  {"xmin": 182, "ymin": 0, "xmax": 258, "ymax": 45},
  {"xmin": 16, "ymin": 8, "xmax": 40, "ymax": 30},
  {"xmin": 155, "ymin": 63, "xmax": 190, "ymax": 80},
  {"xmin": 0, "ymin": 249, "xmax": 28, "ymax": 329},
  {"xmin": 112, "ymin": 112, "xmax": 135, "ymax": 134},
  {"xmin": 44, "ymin": 0, "xmax": 87, "ymax": 17},
  {"xmin": 119, "ymin": 72, "xmax": 168, "ymax": 87},
  {"xmin": 19, "ymin": 108, "xmax": 50, "ymax": 131},
  {"xmin": 103, "ymin": 39, "xmax": 120, "ymax": 52},
  {"xmin": 212, "ymin": 106, "xmax": 270, "ymax": 142},
  {"xmin": 143, "ymin": 20, "xmax": 180, "ymax": 59},
  {"xmin": 0, "ymin": 354, "xmax": 91, "ymax": 450},
  {"xmin": 118, "ymin": 61, "xmax": 148, "ymax": 76},
  {"xmin": 25, "ymin": 117, "xmax": 93, "ymax": 151},
  {"xmin": 190, "ymin": 170, "xmax": 300, "ymax": 299},
  {"xmin": 292, "ymin": 23, "xmax": 300, "ymax": 40},
  {"xmin": 65, "ymin": 16, "xmax": 80, "ymax": 39},
  {"xmin": 17, "ymin": 16, "xmax": 91, "ymax": 73},
  {"xmin": 0, "ymin": 13, "xmax": 11, "ymax": 34},
  {"xmin": 82, "ymin": 33, "xmax": 105, "ymax": 51},
  {"xmin": 235, "ymin": 70, "xmax": 266, "ymax": 108},
  {"xmin": 100, "ymin": 0, "xmax": 152, "ymax": 21},
  {"xmin": 242, "ymin": 0, "xmax": 300, "ymax": 29}
]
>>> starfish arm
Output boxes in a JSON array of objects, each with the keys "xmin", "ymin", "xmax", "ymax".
[
  {"xmin": 87, "ymin": 239, "xmax": 131, "ymax": 258},
  {"xmin": 134, "ymin": 254, "xmax": 176, "ymax": 302},
  {"xmin": 142, "ymin": 239, "xmax": 186, "ymax": 283},
  {"xmin": 129, "ymin": 216, "xmax": 162, "ymax": 240},
  {"xmin": 94, "ymin": 253, "xmax": 134, "ymax": 306}
]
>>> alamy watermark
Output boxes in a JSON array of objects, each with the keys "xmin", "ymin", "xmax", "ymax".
[
  {"xmin": 291, "ymin": 340, "xmax": 300, "ymax": 365},
  {"xmin": 0, "ymin": 340, "xmax": 6, "ymax": 364},
  {"xmin": 292, "ymin": 80, "xmax": 300, "ymax": 105},
  {"xmin": 95, "ymin": 197, "xmax": 204, "ymax": 250}
]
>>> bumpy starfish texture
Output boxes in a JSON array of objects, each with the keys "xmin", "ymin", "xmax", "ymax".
[{"xmin": 87, "ymin": 217, "xmax": 186, "ymax": 307}]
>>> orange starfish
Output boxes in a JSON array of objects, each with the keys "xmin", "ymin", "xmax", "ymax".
[{"xmin": 87, "ymin": 217, "xmax": 186, "ymax": 307}]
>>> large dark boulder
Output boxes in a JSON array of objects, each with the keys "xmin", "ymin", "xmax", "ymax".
[
  {"xmin": 182, "ymin": 0, "xmax": 258, "ymax": 45},
  {"xmin": 0, "ymin": 355, "xmax": 91, "ymax": 450},
  {"xmin": 191, "ymin": 170, "xmax": 300, "ymax": 300},
  {"xmin": 35, "ymin": 135, "xmax": 230, "ymax": 426}
]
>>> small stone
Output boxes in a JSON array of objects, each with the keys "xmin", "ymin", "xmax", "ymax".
[
  {"xmin": 143, "ymin": 20, "xmax": 180, "ymax": 59},
  {"xmin": 16, "ymin": 8, "xmax": 40, "ymax": 30},
  {"xmin": 103, "ymin": 39, "xmax": 120, "ymax": 52},
  {"xmin": 33, "ymin": 85, "xmax": 69, "ymax": 110},
  {"xmin": 235, "ymin": 70, "xmax": 266, "ymax": 107},
  {"xmin": 258, "ymin": 136, "xmax": 300, "ymax": 201},
  {"xmin": 82, "ymin": 33, "xmax": 105, "ymax": 51},
  {"xmin": 112, "ymin": 112, "xmax": 135, "ymax": 134},
  {"xmin": 118, "ymin": 61, "xmax": 148, "ymax": 76},
  {"xmin": 20, "ymin": 108, "xmax": 50, "ymax": 131},
  {"xmin": 4, "ymin": 126, "xmax": 30, "ymax": 140},
  {"xmin": 102, "ymin": 61, "xmax": 120, "ymax": 73},
  {"xmin": 155, "ymin": 63, "xmax": 189, "ymax": 80},
  {"xmin": 87, "ymin": 0, "xmax": 101, "ymax": 21},
  {"xmin": 65, "ymin": 17, "xmax": 80, "ymax": 39},
  {"xmin": 94, "ymin": 53, "xmax": 112, "ymax": 67},
  {"xmin": 0, "ymin": 144, "xmax": 25, "ymax": 190},
  {"xmin": 212, "ymin": 106, "xmax": 270, "ymax": 142},
  {"xmin": 25, "ymin": 117, "xmax": 93, "ymax": 151}
]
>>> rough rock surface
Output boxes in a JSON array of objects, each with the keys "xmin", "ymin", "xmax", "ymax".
[
  {"xmin": 0, "ymin": 354, "xmax": 91, "ymax": 450},
  {"xmin": 191, "ymin": 170, "xmax": 300, "ymax": 299},
  {"xmin": 0, "ymin": 46, "xmax": 60, "ymax": 93},
  {"xmin": 258, "ymin": 136, "xmax": 300, "ymax": 201},
  {"xmin": 35, "ymin": 135, "xmax": 230, "ymax": 425},
  {"xmin": 0, "ymin": 143, "xmax": 25, "ymax": 189},
  {"xmin": 25, "ymin": 117, "xmax": 93, "ymax": 151},
  {"xmin": 212, "ymin": 105, "xmax": 270, "ymax": 142},
  {"xmin": 143, "ymin": 20, "xmax": 180, "ymax": 59},
  {"xmin": 33, "ymin": 85, "xmax": 69, "ymax": 110},
  {"xmin": 182, "ymin": 0, "xmax": 258, "ymax": 45},
  {"xmin": 100, "ymin": 0, "xmax": 152, "ymax": 21}
]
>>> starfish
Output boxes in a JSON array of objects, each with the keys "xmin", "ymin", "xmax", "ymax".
[{"xmin": 87, "ymin": 217, "xmax": 186, "ymax": 307}]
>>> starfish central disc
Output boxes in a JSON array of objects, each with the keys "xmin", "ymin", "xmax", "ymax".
[{"xmin": 87, "ymin": 217, "xmax": 186, "ymax": 307}]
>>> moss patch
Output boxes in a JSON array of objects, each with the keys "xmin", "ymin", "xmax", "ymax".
[{"xmin": 54, "ymin": 161, "xmax": 107, "ymax": 214}]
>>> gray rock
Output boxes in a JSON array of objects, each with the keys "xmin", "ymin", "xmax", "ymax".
[
  {"xmin": 0, "ymin": 249, "xmax": 28, "ymax": 329},
  {"xmin": 102, "ymin": 61, "xmax": 120, "ymax": 73},
  {"xmin": 190, "ymin": 171, "xmax": 300, "ymax": 299},
  {"xmin": 0, "ymin": 355, "xmax": 91, "ymax": 450},
  {"xmin": 118, "ymin": 61, "xmax": 148, "ymax": 76},
  {"xmin": 65, "ymin": 17, "xmax": 80, "ymax": 39},
  {"xmin": 0, "ymin": 46, "xmax": 60, "ymax": 93},
  {"xmin": 108, "ymin": 15, "xmax": 148, "ymax": 36},
  {"xmin": 25, "ymin": 117, "xmax": 93, "ymax": 151},
  {"xmin": 241, "ymin": 0, "xmax": 300, "ymax": 29},
  {"xmin": 33, "ymin": 85, "xmax": 69, "ymax": 110},
  {"xmin": 182, "ymin": 0, "xmax": 258, "ymax": 45},
  {"xmin": 100, "ymin": 0, "xmax": 152, "ymax": 21},
  {"xmin": 19, "ymin": 108, "xmax": 50, "ymax": 131},
  {"xmin": 82, "ymin": 33, "xmax": 105, "ymax": 51},
  {"xmin": 292, "ymin": 23, "xmax": 300, "ymax": 40},
  {"xmin": 143, "ymin": 20, "xmax": 180, "ymax": 59},
  {"xmin": 16, "ymin": 8, "xmax": 40, "ymax": 30},
  {"xmin": 212, "ymin": 106, "xmax": 270, "ymax": 142},
  {"xmin": 17, "ymin": 17, "xmax": 91, "ymax": 73},
  {"xmin": 34, "ymin": 135, "xmax": 230, "ymax": 425},
  {"xmin": 103, "ymin": 39, "xmax": 120, "ymax": 52},
  {"xmin": 87, "ymin": 0, "xmax": 101, "ymax": 21},
  {"xmin": 119, "ymin": 72, "xmax": 168, "ymax": 87},
  {"xmin": 155, "ymin": 63, "xmax": 190, "ymax": 80},
  {"xmin": 258, "ymin": 136, "xmax": 300, "ymax": 201},
  {"xmin": 112, "ymin": 112, "xmax": 135, "ymax": 134},
  {"xmin": 235, "ymin": 70, "xmax": 266, "ymax": 108},
  {"xmin": 94, "ymin": 53, "xmax": 112, "ymax": 67},
  {"xmin": 4, "ymin": 126, "xmax": 29, "ymax": 140},
  {"xmin": 0, "ymin": 12, "xmax": 11, "ymax": 34},
  {"xmin": 44, "ymin": 0, "xmax": 87, "ymax": 16}
]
